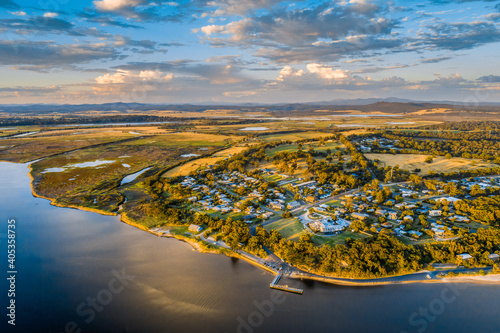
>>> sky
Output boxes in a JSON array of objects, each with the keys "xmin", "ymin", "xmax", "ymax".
[{"xmin": 0, "ymin": 0, "xmax": 500, "ymax": 105}]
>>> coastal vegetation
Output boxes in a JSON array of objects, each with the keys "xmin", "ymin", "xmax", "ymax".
[{"xmin": 2, "ymin": 116, "xmax": 499, "ymax": 281}]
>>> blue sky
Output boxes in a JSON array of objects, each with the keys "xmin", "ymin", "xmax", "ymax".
[{"xmin": 0, "ymin": 0, "xmax": 499, "ymax": 104}]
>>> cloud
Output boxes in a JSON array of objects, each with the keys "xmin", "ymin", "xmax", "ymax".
[
  {"xmin": 199, "ymin": 3, "xmax": 396, "ymax": 47},
  {"xmin": 477, "ymin": 75, "xmax": 500, "ymax": 83},
  {"xmin": 112, "ymin": 35, "xmax": 168, "ymax": 53},
  {"xmin": 93, "ymin": 0, "xmax": 142, "ymax": 12},
  {"xmin": 198, "ymin": 0, "xmax": 291, "ymax": 16},
  {"xmin": 256, "ymin": 35, "xmax": 405, "ymax": 63},
  {"xmin": 421, "ymin": 56, "xmax": 453, "ymax": 63},
  {"xmin": 276, "ymin": 63, "xmax": 351, "ymax": 82},
  {"xmin": 43, "ymin": 12, "xmax": 58, "ymax": 18},
  {"xmin": 113, "ymin": 58, "xmax": 249, "ymax": 84},
  {"xmin": 89, "ymin": 0, "xmax": 182, "ymax": 21},
  {"xmin": 0, "ymin": 40, "xmax": 120, "ymax": 67},
  {"xmin": 200, "ymin": 24, "xmax": 225, "ymax": 35},
  {"xmin": 95, "ymin": 69, "xmax": 173, "ymax": 84},
  {"xmin": 306, "ymin": 63, "xmax": 347, "ymax": 79},
  {"xmin": 8, "ymin": 10, "xmax": 25, "ymax": 16},
  {"xmin": 486, "ymin": 13, "xmax": 500, "ymax": 21},
  {"xmin": 417, "ymin": 21, "xmax": 500, "ymax": 50},
  {"xmin": 195, "ymin": 2, "xmax": 403, "ymax": 63},
  {"xmin": 276, "ymin": 65, "xmax": 304, "ymax": 81},
  {"xmin": 0, "ymin": 85, "xmax": 60, "ymax": 98},
  {"xmin": 0, "ymin": 16, "xmax": 80, "ymax": 36},
  {"xmin": 79, "ymin": 12, "xmax": 144, "ymax": 29},
  {"xmin": 0, "ymin": 0, "xmax": 19, "ymax": 9}
]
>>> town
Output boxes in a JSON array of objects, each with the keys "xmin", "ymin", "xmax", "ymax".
[{"xmin": 171, "ymin": 135, "xmax": 500, "ymax": 267}]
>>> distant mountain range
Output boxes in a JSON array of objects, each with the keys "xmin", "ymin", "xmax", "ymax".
[{"xmin": 1, "ymin": 98, "xmax": 499, "ymax": 114}]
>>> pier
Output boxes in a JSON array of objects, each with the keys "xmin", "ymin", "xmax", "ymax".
[{"xmin": 270, "ymin": 274, "xmax": 303, "ymax": 294}]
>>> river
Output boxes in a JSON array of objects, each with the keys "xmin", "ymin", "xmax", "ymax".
[{"xmin": 0, "ymin": 161, "xmax": 499, "ymax": 333}]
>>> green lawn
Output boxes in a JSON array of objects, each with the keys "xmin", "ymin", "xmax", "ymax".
[
  {"xmin": 312, "ymin": 231, "xmax": 370, "ymax": 247},
  {"xmin": 264, "ymin": 218, "xmax": 306, "ymax": 241},
  {"xmin": 324, "ymin": 199, "xmax": 341, "ymax": 207}
]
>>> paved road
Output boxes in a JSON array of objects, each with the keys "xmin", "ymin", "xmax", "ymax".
[{"xmin": 294, "ymin": 266, "xmax": 494, "ymax": 285}]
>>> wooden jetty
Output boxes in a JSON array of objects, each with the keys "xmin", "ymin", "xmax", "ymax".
[{"xmin": 270, "ymin": 273, "xmax": 303, "ymax": 294}]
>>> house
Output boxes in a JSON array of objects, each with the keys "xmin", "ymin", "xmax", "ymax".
[
  {"xmin": 432, "ymin": 227, "xmax": 445, "ymax": 236},
  {"xmin": 457, "ymin": 253, "xmax": 473, "ymax": 261},
  {"xmin": 375, "ymin": 209, "xmax": 387, "ymax": 216},
  {"xmin": 429, "ymin": 210, "xmax": 442, "ymax": 217},
  {"xmin": 436, "ymin": 196, "xmax": 461, "ymax": 204},
  {"xmin": 336, "ymin": 218, "xmax": 351, "ymax": 227},
  {"xmin": 388, "ymin": 212, "xmax": 398, "ymax": 220},
  {"xmin": 310, "ymin": 220, "xmax": 343, "ymax": 233},
  {"xmin": 450, "ymin": 215, "xmax": 469, "ymax": 223},
  {"xmin": 296, "ymin": 180, "xmax": 317, "ymax": 189},
  {"xmin": 488, "ymin": 253, "xmax": 499, "ymax": 262},
  {"xmin": 403, "ymin": 215, "xmax": 414, "ymax": 222},
  {"xmin": 260, "ymin": 212, "xmax": 274, "ymax": 219},
  {"xmin": 269, "ymin": 202, "xmax": 284, "ymax": 210},
  {"xmin": 382, "ymin": 222, "xmax": 393, "ymax": 229},
  {"xmin": 408, "ymin": 230, "xmax": 423, "ymax": 238},
  {"xmin": 352, "ymin": 212, "xmax": 369, "ymax": 220},
  {"xmin": 188, "ymin": 224, "xmax": 203, "ymax": 233}
]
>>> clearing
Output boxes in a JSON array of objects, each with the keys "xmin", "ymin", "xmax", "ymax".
[
  {"xmin": 264, "ymin": 218, "xmax": 307, "ymax": 241},
  {"xmin": 365, "ymin": 153, "xmax": 498, "ymax": 175},
  {"xmin": 163, "ymin": 146, "xmax": 248, "ymax": 177}
]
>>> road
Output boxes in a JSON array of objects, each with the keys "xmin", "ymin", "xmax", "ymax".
[{"xmin": 293, "ymin": 266, "xmax": 494, "ymax": 285}]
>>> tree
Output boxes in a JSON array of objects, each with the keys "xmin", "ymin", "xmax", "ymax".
[
  {"xmin": 425, "ymin": 156, "xmax": 434, "ymax": 163},
  {"xmin": 350, "ymin": 220, "xmax": 365, "ymax": 232}
]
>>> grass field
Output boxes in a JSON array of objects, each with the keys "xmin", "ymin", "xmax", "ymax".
[
  {"xmin": 123, "ymin": 132, "xmax": 237, "ymax": 148},
  {"xmin": 265, "ymin": 140, "xmax": 345, "ymax": 157},
  {"xmin": 257, "ymin": 131, "xmax": 334, "ymax": 142},
  {"xmin": 28, "ymin": 131, "xmax": 235, "ymax": 212},
  {"xmin": 312, "ymin": 231, "xmax": 370, "ymax": 247},
  {"xmin": 0, "ymin": 129, "xmax": 139, "ymax": 162},
  {"xmin": 365, "ymin": 153, "xmax": 499, "ymax": 175},
  {"xmin": 163, "ymin": 146, "xmax": 248, "ymax": 177},
  {"xmin": 264, "ymin": 218, "xmax": 307, "ymax": 241}
]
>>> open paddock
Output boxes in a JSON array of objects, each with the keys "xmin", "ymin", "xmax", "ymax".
[
  {"xmin": 163, "ymin": 146, "xmax": 248, "ymax": 177},
  {"xmin": 0, "ymin": 129, "xmax": 140, "ymax": 162},
  {"xmin": 365, "ymin": 153, "xmax": 498, "ymax": 175}
]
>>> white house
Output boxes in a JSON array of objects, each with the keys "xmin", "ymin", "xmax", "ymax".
[
  {"xmin": 188, "ymin": 224, "xmax": 203, "ymax": 233},
  {"xmin": 429, "ymin": 210, "xmax": 442, "ymax": 217},
  {"xmin": 457, "ymin": 253, "xmax": 473, "ymax": 261}
]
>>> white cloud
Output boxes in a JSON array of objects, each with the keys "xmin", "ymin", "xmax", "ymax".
[
  {"xmin": 277, "ymin": 65, "xmax": 304, "ymax": 81},
  {"xmin": 9, "ymin": 11, "xmax": 26, "ymax": 16},
  {"xmin": 200, "ymin": 25, "xmax": 225, "ymax": 35},
  {"xmin": 95, "ymin": 70, "xmax": 130, "ymax": 84},
  {"xmin": 93, "ymin": 0, "xmax": 141, "ymax": 12},
  {"xmin": 43, "ymin": 12, "xmax": 58, "ymax": 18},
  {"xmin": 306, "ymin": 63, "xmax": 347, "ymax": 79},
  {"xmin": 276, "ymin": 63, "xmax": 349, "ymax": 82},
  {"xmin": 95, "ymin": 69, "xmax": 173, "ymax": 84}
]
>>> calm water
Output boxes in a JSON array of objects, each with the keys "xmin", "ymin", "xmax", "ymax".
[{"xmin": 0, "ymin": 161, "xmax": 499, "ymax": 333}]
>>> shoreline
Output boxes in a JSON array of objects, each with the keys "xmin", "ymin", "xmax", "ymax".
[
  {"xmin": 24, "ymin": 161, "xmax": 500, "ymax": 288},
  {"xmin": 27, "ymin": 163, "xmax": 118, "ymax": 216}
]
